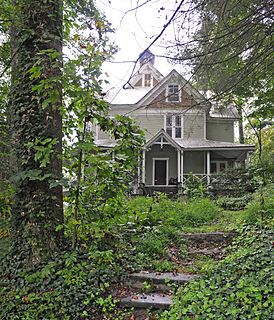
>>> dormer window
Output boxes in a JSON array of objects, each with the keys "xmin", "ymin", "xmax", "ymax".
[
  {"xmin": 167, "ymin": 84, "xmax": 180, "ymax": 102},
  {"xmin": 143, "ymin": 74, "xmax": 152, "ymax": 87}
]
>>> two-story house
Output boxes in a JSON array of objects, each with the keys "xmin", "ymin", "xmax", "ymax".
[{"xmin": 94, "ymin": 50, "xmax": 255, "ymax": 194}]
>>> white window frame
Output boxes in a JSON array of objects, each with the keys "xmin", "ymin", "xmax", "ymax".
[
  {"xmin": 152, "ymin": 158, "xmax": 169, "ymax": 186},
  {"xmin": 164, "ymin": 114, "xmax": 183, "ymax": 138},
  {"xmin": 166, "ymin": 84, "xmax": 180, "ymax": 102},
  {"xmin": 210, "ymin": 161, "xmax": 228, "ymax": 174},
  {"xmin": 142, "ymin": 73, "xmax": 153, "ymax": 87}
]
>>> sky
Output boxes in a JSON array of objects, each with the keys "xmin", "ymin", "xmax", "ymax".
[{"xmin": 95, "ymin": 0, "xmax": 187, "ymax": 91}]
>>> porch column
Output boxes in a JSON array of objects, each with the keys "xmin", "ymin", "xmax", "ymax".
[
  {"xmin": 137, "ymin": 154, "xmax": 140, "ymax": 183},
  {"xmin": 206, "ymin": 151, "xmax": 210, "ymax": 185},
  {"xmin": 142, "ymin": 149, "xmax": 146, "ymax": 184},
  {"xmin": 177, "ymin": 150, "xmax": 181, "ymax": 183},
  {"xmin": 181, "ymin": 150, "xmax": 184, "ymax": 186}
]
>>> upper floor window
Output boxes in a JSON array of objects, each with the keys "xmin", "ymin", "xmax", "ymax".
[
  {"xmin": 167, "ymin": 84, "xmax": 180, "ymax": 102},
  {"xmin": 143, "ymin": 73, "xmax": 153, "ymax": 87},
  {"xmin": 165, "ymin": 114, "xmax": 182, "ymax": 138}
]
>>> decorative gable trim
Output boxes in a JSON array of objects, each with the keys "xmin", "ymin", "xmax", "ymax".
[
  {"xmin": 144, "ymin": 128, "xmax": 181, "ymax": 150},
  {"xmin": 137, "ymin": 69, "xmax": 210, "ymax": 108},
  {"xmin": 125, "ymin": 63, "xmax": 164, "ymax": 89}
]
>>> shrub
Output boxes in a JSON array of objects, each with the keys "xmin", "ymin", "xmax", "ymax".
[
  {"xmin": 216, "ymin": 194, "xmax": 254, "ymax": 211},
  {"xmin": 244, "ymin": 184, "xmax": 274, "ymax": 224}
]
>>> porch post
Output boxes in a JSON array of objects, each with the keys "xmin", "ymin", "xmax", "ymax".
[
  {"xmin": 137, "ymin": 154, "xmax": 140, "ymax": 183},
  {"xmin": 177, "ymin": 150, "xmax": 181, "ymax": 183},
  {"xmin": 142, "ymin": 149, "xmax": 146, "ymax": 184},
  {"xmin": 206, "ymin": 151, "xmax": 210, "ymax": 185},
  {"xmin": 181, "ymin": 150, "xmax": 184, "ymax": 186}
]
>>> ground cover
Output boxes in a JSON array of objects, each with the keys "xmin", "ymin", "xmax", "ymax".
[{"xmin": 1, "ymin": 185, "xmax": 273, "ymax": 319}]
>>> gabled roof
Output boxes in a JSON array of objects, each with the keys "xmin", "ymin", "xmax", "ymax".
[
  {"xmin": 144, "ymin": 129, "xmax": 181, "ymax": 150},
  {"xmin": 137, "ymin": 69, "xmax": 210, "ymax": 107},
  {"xmin": 126, "ymin": 62, "xmax": 163, "ymax": 89},
  {"xmin": 144, "ymin": 129, "xmax": 255, "ymax": 151}
]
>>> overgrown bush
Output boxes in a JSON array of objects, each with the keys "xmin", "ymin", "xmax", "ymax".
[
  {"xmin": 160, "ymin": 225, "xmax": 274, "ymax": 319},
  {"xmin": 216, "ymin": 193, "xmax": 254, "ymax": 210},
  {"xmin": 243, "ymin": 184, "xmax": 274, "ymax": 224},
  {"xmin": 1, "ymin": 250, "xmax": 127, "ymax": 320}
]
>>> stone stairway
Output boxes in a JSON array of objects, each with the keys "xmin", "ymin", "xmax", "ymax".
[{"xmin": 118, "ymin": 231, "xmax": 236, "ymax": 319}]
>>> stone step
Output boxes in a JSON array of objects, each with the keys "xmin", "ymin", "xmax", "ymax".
[
  {"xmin": 120, "ymin": 293, "xmax": 172, "ymax": 310},
  {"xmin": 188, "ymin": 247, "xmax": 225, "ymax": 257},
  {"xmin": 182, "ymin": 231, "xmax": 236, "ymax": 245},
  {"xmin": 126, "ymin": 271, "xmax": 199, "ymax": 292},
  {"xmin": 128, "ymin": 271, "xmax": 199, "ymax": 285}
]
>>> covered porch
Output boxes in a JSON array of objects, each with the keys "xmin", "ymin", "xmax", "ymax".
[{"xmin": 138, "ymin": 129, "xmax": 255, "ymax": 194}]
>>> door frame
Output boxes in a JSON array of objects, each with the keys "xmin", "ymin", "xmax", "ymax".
[{"xmin": 152, "ymin": 158, "xmax": 169, "ymax": 186}]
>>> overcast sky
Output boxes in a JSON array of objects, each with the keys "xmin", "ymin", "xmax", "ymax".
[{"xmin": 95, "ymin": 0, "xmax": 187, "ymax": 91}]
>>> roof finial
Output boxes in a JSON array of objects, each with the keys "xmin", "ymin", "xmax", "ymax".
[{"xmin": 139, "ymin": 49, "xmax": 155, "ymax": 67}]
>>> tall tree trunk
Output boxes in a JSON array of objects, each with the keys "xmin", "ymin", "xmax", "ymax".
[{"xmin": 10, "ymin": 0, "xmax": 64, "ymax": 266}]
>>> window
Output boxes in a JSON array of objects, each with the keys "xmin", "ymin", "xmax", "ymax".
[
  {"xmin": 143, "ymin": 74, "xmax": 152, "ymax": 87},
  {"xmin": 210, "ymin": 161, "xmax": 227, "ymax": 174},
  {"xmin": 165, "ymin": 114, "xmax": 182, "ymax": 138},
  {"xmin": 167, "ymin": 84, "xmax": 180, "ymax": 102}
]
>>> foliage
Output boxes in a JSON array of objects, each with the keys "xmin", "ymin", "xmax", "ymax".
[
  {"xmin": 243, "ymin": 184, "xmax": 274, "ymax": 225},
  {"xmin": 161, "ymin": 225, "xmax": 274, "ymax": 320},
  {"xmin": 216, "ymin": 194, "xmax": 254, "ymax": 211},
  {"xmin": 0, "ymin": 250, "xmax": 128, "ymax": 320}
]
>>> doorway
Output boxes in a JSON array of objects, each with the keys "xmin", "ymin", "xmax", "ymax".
[{"xmin": 153, "ymin": 159, "xmax": 168, "ymax": 185}]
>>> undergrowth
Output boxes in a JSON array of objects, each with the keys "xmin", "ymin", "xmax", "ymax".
[{"xmin": 160, "ymin": 224, "xmax": 274, "ymax": 320}]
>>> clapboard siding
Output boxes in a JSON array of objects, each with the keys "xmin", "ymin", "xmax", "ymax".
[
  {"xmin": 207, "ymin": 119, "xmax": 234, "ymax": 142},
  {"xmin": 133, "ymin": 114, "xmax": 164, "ymax": 139},
  {"xmin": 183, "ymin": 114, "xmax": 205, "ymax": 139}
]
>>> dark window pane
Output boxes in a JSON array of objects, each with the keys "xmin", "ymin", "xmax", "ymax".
[
  {"xmin": 220, "ymin": 162, "xmax": 226, "ymax": 171},
  {"xmin": 175, "ymin": 115, "xmax": 181, "ymax": 126},
  {"xmin": 210, "ymin": 163, "xmax": 217, "ymax": 173},
  {"xmin": 166, "ymin": 115, "xmax": 172, "ymax": 126},
  {"xmin": 166, "ymin": 127, "xmax": 172, "ymax": 137},
  {"xmin": 175, "ymin": 127, "xmax": 181, "ymax": 138}
]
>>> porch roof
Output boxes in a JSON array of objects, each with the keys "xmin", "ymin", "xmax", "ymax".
[{"xmin": 175, "ymin": 138, "xmax": 255, "ymax": 151}]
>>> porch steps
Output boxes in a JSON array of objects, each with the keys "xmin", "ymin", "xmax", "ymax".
[
  {"xmin": 119, "ymin": 231, "xmax": 236, "ymax": 319},
  {"xmin": 181, "ymin": 231, "xmax": 236, "ymax": 245}
]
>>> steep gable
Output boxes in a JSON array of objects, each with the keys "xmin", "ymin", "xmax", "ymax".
[{"xmin": 137, "ymin": 70, "xmax": 210, "ymax": 110}]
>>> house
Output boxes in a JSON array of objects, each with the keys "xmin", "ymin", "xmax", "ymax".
[{"xmin": 94, "ymin": 50, "xmax": 255, "ymax": 194}]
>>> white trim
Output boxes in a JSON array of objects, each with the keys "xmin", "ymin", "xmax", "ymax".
[
  {"xmin": 204, "ymin": 111, "xmax": 206, "ymax": 139},
  {"xmin": 207, "ymin": 151, "xmax": 210, "ymax": 185},
  {"xmin": 177, "ymin": 150, "xmax": 181, "ymax": 183},
  {"xmin": 181, "ymin": 151, "xmax": 184, "ymax": 186},
  {"xmin": 142, "ymin": 150, "xmax": 146, "ymax": 184},
  {"xmin": 166, "ymin": 83, "xmax": 181, "ymax": 103},
  {"xmin": 152, "ymin": 158, "xmax": 169, "ymax": 186},
  {"xmin": 165, "ymin": 114, "xmax": 183, "ymax": 139}
]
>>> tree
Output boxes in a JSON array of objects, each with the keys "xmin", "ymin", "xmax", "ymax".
[{"xmin": 9, "ymin": 0, "xmax": 64, "ymax": 265}]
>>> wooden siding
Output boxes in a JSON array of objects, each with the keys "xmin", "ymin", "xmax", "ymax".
[
  {"xmin": 184, "ymin": 151, "xmax": 205, "ymax": 174},
  {"xmin": 183, "ymin": 114, "xmax": 205, "ymax": 139},
  {"xmin": 145, "ymin": 144, "xmax": 177, "ymax": 185},
  {"xmin": 133, "ymin": 114, "xmax": 164, "ymax": 139},
  {"xmin": 150, "ymin": 88, "xmax": 196, "ymax": 108},
  {"xmin": 207, "ymin": 119, "xmax": 234, "ymax": 142}
]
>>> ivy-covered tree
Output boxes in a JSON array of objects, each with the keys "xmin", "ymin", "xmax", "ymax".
[{"xmin": 8, "ymin": 0, "xmax": 64, "ymax": 265}]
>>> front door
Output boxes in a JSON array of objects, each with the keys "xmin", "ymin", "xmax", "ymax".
[{"xmin": 154, "ymin": 159, "xmax": 167, "ymax": 185}]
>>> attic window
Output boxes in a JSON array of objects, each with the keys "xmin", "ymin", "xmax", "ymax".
[
  {"xmin": 143, "ymin": 74, "xmax": 152, "ymax": 87},
  {"xmin": 167, "ymin": 84, "xmax": 180, "ymax": 102}
]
